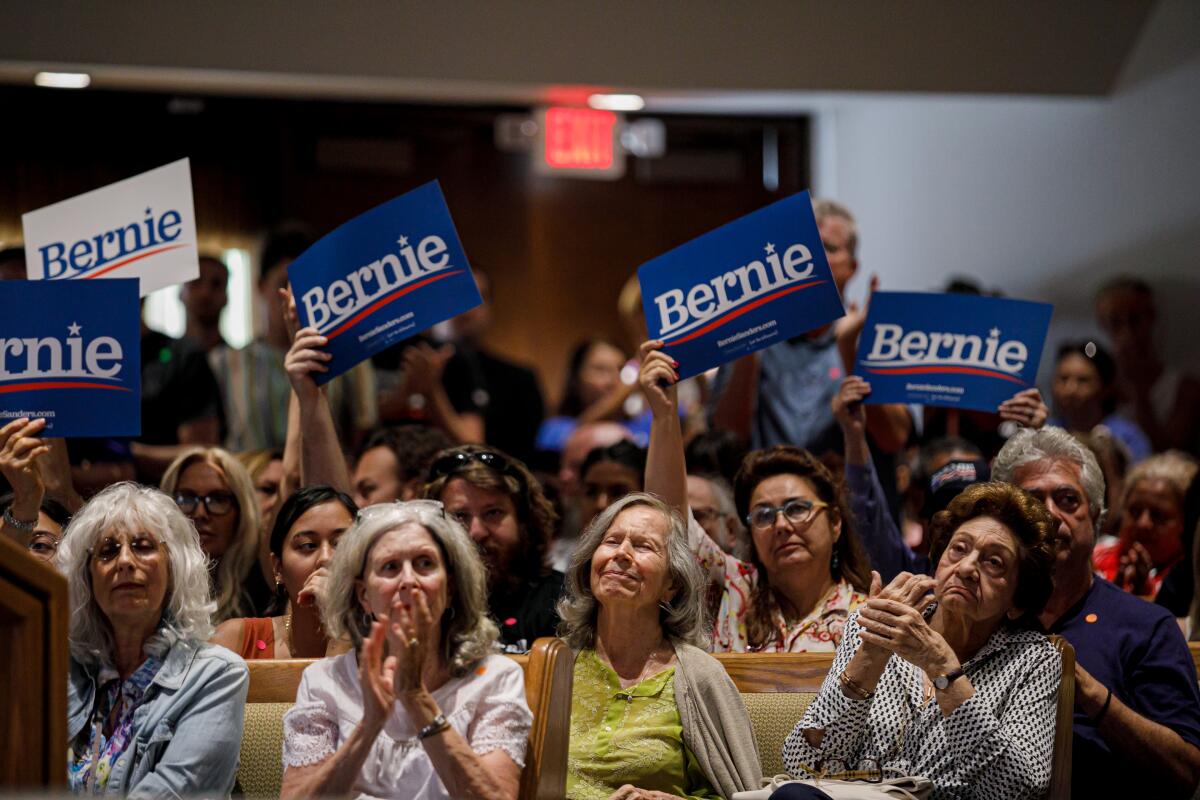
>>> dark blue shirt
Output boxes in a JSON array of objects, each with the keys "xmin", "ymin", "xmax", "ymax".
[{"xmin": 1049, "ymin": 577, "xmax": 1200, "ymax": 799}]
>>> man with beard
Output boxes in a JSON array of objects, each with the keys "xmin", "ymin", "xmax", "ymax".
[
  {"xmin": 424, "ymin": 445, "xmax": 563, "ymax": 653},
  {"xmin": 994, "ymin": 427, "xmax": 1200, "ymax": 799}
]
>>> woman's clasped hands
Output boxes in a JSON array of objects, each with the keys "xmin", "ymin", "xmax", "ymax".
[
  {"xmin": 360, "ymin": 586, "xmax": 439, "ymax": 730},
  {"xmin": 855, "ymin": 571, "xmax": 958, "ymax": 675}
]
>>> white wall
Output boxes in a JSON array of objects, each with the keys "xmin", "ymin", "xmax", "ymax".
[{"xmin": 824, "ymin": 46, "xmax": 1200, "ymax": 387}]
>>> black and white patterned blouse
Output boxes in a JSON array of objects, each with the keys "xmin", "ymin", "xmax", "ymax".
[{"xmin": 782, "ymin": 612, "xmax": 1061, "ymax": 800}]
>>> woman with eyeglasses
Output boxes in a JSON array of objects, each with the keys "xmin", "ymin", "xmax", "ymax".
[
  {"xmin": 58, "ymin": 482, "xmax": 248, "ymax": 796},
  {"xmin": 279, "ymin": 500, "xmax": 532, "ymax": 800},
  {"xmin": 212, "ymin": 485, "xmax": 358, "ymax": 659},
  {"xmin": 777, "ymin": 482, "xmax": 1061, "ymax": 800},
  {"xmin": 161, "ymin": 447, "xmax": 272, "ymax": 623},
  {"xmin": 640, "ymin": 341, "xmax": 872, "ymax": 652},
  {"xmin": 423, "ymin": 444, "xmax": 563, "ymax": 653}
]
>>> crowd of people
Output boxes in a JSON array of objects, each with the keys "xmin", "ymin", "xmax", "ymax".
[{"xmin": 3, "ymin": 197, "xmax": 1200, "ymax": 800}]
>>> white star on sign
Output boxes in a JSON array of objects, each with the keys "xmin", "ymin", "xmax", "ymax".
[
  {"xmin": 398, "ymin": 236, "xmax": 409, "ymax": 248},
  {"xmin": 764, "ymin": 242, "xmax": 776, "ymax": 255},
  {"xmin": 989, "ymin": 327, "xmax": 1001, "ymax": 338},
  {"xmin": 68, "ymin": 322, "xmax": 81, "ymax": 336}
]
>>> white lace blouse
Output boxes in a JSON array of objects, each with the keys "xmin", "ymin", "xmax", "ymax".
[{"xmin": 282, "ymin": 651, "xmax": 533, "ymax": 799}]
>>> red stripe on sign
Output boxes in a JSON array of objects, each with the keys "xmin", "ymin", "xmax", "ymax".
[
  {"xmin": 0, "ymin": 381, "xmax": 133, "ymax": 394},
  {"xmin": 863, "ymin": 365, "xmax": 1027, "ymax": 384},
  {"xmin": 77, "ymin": 243, "xmax": 190, "ymax": 280},
  {"xmin": 663, "ymin": 280, "xmax": 825, "ymax": 346},
  {"xmin": 325, "ymin": 270, "xmax": 463, "ymax": 340}
]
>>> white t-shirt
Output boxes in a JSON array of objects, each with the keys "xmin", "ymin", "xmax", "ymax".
[{"xmin": 282, "ymin": 651, "xmax": 532, "ymax": 799}]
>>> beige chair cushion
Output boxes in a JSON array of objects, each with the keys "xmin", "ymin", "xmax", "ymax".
[
  {"xmin": 741, "ymin": 692, "xmax": 815, "ymax": 778},
  {"xmin": 237, "ymin": 702, "xmax": 291, "ymax": 799}
]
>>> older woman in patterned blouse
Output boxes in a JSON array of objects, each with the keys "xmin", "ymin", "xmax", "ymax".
[
  {"xmin": 639, "ymin": 341, "xmax": 872, "ymax": 653},
  {"xmin": 778, "ymin": 481, "xmax": 1061, "ymax": 800}
]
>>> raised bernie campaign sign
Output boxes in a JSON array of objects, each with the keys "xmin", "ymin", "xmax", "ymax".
[
  {"xmin": 637, "ymin": 190, "xmax": 846, "ymax": 380},
  {"xmin": 22, "ymin": 158, "xmax": 199, "ymax": 296},
  {"xmin": 287, "ymin": 180, "xmax": 482, "ymax": 385},
  {"xmin": 0, "ymin": 278, "xmax": 141, "ymax": 438},
  {"xmin": 853, "ymin": 291, "xmax": 1053, "ymax": 412}
]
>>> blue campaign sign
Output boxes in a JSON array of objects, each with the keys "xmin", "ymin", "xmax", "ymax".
[
  {"xmin": 288, "ymin": 181, "xmax": 482, "ymax": 384},
  {"xmin": 0, "ymin": 278, "xmax": 141, "ymax": 437},
  {"xmin": 637, "ymin": 191, "xmax": 845, "ymax": 380},
  {"xmin": 853, "ymin": 291, "xmax": 1053, "ymax": 412}
]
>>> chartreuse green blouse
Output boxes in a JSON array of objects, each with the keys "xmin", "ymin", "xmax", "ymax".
[{"xmin": 567, "ymin": 649, "xmax": 718, "ymax": 800}]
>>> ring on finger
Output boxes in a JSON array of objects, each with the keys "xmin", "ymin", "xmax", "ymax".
[{"xmin": 408, "ymin": 637, "xmax": 419, "ymax": 647}]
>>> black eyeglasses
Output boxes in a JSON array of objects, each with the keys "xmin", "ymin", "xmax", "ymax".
[
  {"xmin": 174, "ymin": 491, "xmax": 237, "ymax": 516},
  {"xmin": 429, "ymin": 450, "xmax": 526, "ymax": 489}
]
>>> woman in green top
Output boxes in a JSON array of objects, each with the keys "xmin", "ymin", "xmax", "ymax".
[{"xmin": 558, "ymin": 491, "xmax": 762, "ymax": 800}]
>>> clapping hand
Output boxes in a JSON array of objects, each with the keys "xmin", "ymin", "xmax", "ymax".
[
  {"xmin": 857, "ymin": 571, "xmax": 955, "ymax": 675},
  {"xmin": 386, "ymin": 587, "xmax": 438, "ymax": 709}
]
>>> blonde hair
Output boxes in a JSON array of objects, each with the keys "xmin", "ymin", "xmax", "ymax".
[{"xmin": 161, "ymin": 447, "xmax": 261, "ymax": 622}]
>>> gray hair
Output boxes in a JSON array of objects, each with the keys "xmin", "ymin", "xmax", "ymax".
[
  {"xmin": 56, "ymin": 482, "xmax": 216, "ymax": 666},
  {"xmin": 1123, "ymin": 451, "xmax": 1197, "ymax": 507},
  {"xmin": 557, "ymin": 492, "xmax": 709, "ymax": 650},
  {"xmin": 321, "ymin": 500, "xmax": 497, "ymax": 677},
  {"xmin": 812, "ymin": 198, "xmax": 858, "ymax": 256},
  {"xmin": 992, "ymin": 426, "xmax": 1107, "ymax": 527},
  {"xmin": 708, "ymin": 476, "xmax": 751, "ymax": 562}
]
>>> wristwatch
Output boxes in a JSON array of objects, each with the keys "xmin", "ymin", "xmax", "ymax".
[
  {"xmin": 417, "ymin": 713, "xmax": 450, "ymax": 740},
  {"xmin": 933, "ymin": 667, "xmax": 966, "ymax": 691}
]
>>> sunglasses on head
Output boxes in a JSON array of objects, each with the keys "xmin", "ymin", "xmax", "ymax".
[{"xmin": 429, "ymin": 450, "xmax": 525, "ymax": 488}]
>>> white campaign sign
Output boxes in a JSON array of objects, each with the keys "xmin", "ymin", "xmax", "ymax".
[{"xmin": 21, "ymin": 158, "xmax": 199, "ymax": 296}]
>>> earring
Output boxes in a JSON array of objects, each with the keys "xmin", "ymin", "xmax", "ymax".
[{"xmin": 830, "ymin": 550, "xmax": 840, "ymax": 572}]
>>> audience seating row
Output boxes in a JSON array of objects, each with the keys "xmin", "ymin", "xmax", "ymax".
[{"xmin": 237, "ymin": 637, "xmax": 1076, "ymax": 800}]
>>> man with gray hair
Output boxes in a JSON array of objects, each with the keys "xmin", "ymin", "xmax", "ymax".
[
  {"xmin": 709, "ymin": 199, "xmax": 911, "ymax": 512},
  {"xmin": 994, "ymin": 426, "xmax": 1200, "ymax": 798}
]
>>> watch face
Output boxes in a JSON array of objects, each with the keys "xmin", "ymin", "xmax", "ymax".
[{"xmin": 933, "ymin": 675, "xmax": 949, "ymax": 690}]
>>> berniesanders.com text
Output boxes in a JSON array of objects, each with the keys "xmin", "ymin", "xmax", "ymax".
[{"xmin": 718, "ymin": 320, "xmax": 777, "ymax": 348}]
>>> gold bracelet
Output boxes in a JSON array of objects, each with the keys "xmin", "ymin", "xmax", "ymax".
[{"xmin": 839, "ymin": 669, "xmax": 875, "ymax": 700}]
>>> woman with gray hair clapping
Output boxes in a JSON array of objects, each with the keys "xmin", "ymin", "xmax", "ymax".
[
  {"xmin": 559, "ymin": 491, "xmax": 761, "ymax": 800},
  {"xmin": 279, "ymin": 500, "xmax": 532, "ymax": 800},
  {"xmin": 58, "ymin": 482, "xmax": 248, "ymax": 796}
]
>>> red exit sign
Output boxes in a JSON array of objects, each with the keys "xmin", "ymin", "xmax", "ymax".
[{"xmin": 536, "ymin": 107, "xmax": 625, "ymax": 179}]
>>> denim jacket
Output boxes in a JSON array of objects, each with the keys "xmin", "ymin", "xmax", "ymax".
[{"xmin": 68, "ymin": 641, "xmax": 248, "ymax": 798}]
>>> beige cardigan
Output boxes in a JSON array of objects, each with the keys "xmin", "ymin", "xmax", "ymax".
[{"xmin": 673, "ymin": 641, "xmax": 763, "ymax": 798}]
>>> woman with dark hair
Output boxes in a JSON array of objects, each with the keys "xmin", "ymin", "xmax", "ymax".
[
  {"xmin": 1050, "ymin": 340, "xmax": 1151, "ymax": 463},
  {"xmin": 536, "ymin": 338, "xmax": 640, "ymax": 454},
  {"xmin": 424, "ymin": 444, "xmax": 563, "ymax": 652},
  {"xmin": 776, "ymin": 481, "xmax": 1060, "ymax": 800},
  {"xmin": 579, "ymin": 440, "xmax": 646, "ymax": 526},
  {"xmin": 212, "ymin": 485, "xmax": 357, "ymax": 658},
  {"xmin": 640, "ymin": 341, "xmax": 871, "ymax": 653}
]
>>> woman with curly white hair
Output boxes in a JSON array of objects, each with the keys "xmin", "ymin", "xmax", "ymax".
[
  {"xmin": 279, "ymin": 500, "xmax": 533, "ymax": 800},
  {"xmin": 58, "ymin": 482, "xmax": 248, "ymax": 796},
  {"xmin": 559, "ymin": 491, "xmax": 762, "ymax": 800}
]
